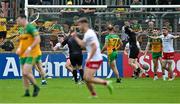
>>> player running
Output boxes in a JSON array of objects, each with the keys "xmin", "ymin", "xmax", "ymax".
[
  {"xmin": 50, "ymin": 34, "xmax": 73, "ymax": 73},
  {"xmin": 101, "ymin": 24, "xmax": 122, "ymax": 83},
  {"xmin": 72, "ymin": 17, "xmax": 113, "ymax": 97},
  {"xmin": 124, "ymin": 26, "xmax": 142, "ymax": 78},
  {"xmin": 60, "ymin": 27, "xmax": 84, "ymax": 84},
  {"xmin": 16, "ymin": 14, "xmax": 40, "ymax": 97},
  {"xmin": 144, "ymin": 28, "xmax": 162, "ymax": 80},
  {"xmin": 149, "ymin": 27, "xmax": 180, "ymax": 81}
]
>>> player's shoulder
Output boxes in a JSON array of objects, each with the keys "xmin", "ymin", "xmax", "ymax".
[
  {"xmin": 26, "ymin": 23, "xmax": 36, "ymax": 30},
  {"xmin": 85, "ymin": 29, "xmax": 96, "ymax": 37}
]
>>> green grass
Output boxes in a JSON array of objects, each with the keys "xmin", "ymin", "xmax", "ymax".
[{"xmin": 0, "ymin": 78, "xmax": 180, "ymax": 103}]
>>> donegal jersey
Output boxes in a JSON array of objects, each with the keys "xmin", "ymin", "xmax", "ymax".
[
  {"xmin": 0, "ymin": 17, "xmax": 7, "ymax": 31},
  {"xmin": 105, "ymin": 34, "xmax": 121, "ymax": 55},
  {"xmin": 149, "ymin": 35, "xmax": 162, "ymax": 52},
  {"xmin": 18, "ymin": 23, "xmax": 42, "ymax": 58}
]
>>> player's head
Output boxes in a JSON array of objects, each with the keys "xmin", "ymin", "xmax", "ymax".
[
  {"xmin": 152, "ymin": 27, "xmax": 159, "ymax": 35},
  {"xmin": 124, "ymin": 21, "xmax": 130, "ymax": 27},
  {"xmin": 16, "ymin": 14, "xmax": 27, "ymax": 27},
  {"xmin": 162, "ymin": 27, "xmax": 169, "ymax": 36},
  {"xmin": 107, "ymin": 24, "xmax": 114, "ymax": 32},
  {"xmin": 57, "ymin": 33, "xmax": 65, "ymax": 42},
  {"xmin": 76, "ymin": 17, "xmax": 89, "ymax": 33}
]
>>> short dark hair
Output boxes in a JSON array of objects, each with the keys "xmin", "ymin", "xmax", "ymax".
[
  {"xmin": 18, "ymin": 14, "xmax": 27, "ymax": 19},
  {"xmin": 107, "ymin": 24, "xmax": 114, "ymax": 31},
  {"xmin": 153, "ymin": 27, "xmax": 160, "ymax": 30},
  {"xmin": 76, "ymin": 17, "xmax": 89, "ymax": 24},
  {"xmin": 162, "ymin": 27, "xmax": 168, "ymax": 30}
]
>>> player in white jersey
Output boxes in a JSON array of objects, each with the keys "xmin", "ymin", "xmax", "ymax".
[
  {"xmin": 71, "ymin": 17, "xmax": 113, "ymax": 98},
  {"xmin": 124, "ymin": 41, "xmax": 149, "ymax": 78},
  {"xmin": 50, "ymin": 35, "xmax": 73, "ymax": 73},
  {"xmin": 149, "ymin": 27, "xmax": 180, "ymax": 81}
]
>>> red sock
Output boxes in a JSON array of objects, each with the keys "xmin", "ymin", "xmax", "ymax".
[
  {"xmin": 91, "ymin": 92, "xmax": 96, "ymax": 96},
  {"xmin": 103, "ymin": 81, "xmax": 107, "ymax": 86}
]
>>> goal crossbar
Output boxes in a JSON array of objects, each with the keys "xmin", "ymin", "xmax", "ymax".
[{"xmin": 26, "ymin": 5, "xmax": 180, "ymax": 9}]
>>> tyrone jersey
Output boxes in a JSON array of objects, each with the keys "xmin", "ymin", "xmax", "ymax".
[
  {"xmin": 55, "ymin": 43, "xmax": 69, "ymax": 58},
  {"xmin": 159, "ymin": 34, "xmax": 174, "ymax": 53},
  {"xmin": 18, "ymin": 23, "xmax": 42, "ymax": 57},
  {"xmin": 105, "ymin": 34, "xmax": 121, "ymax": 55},
  {"xmin": 149, "ymin": 35, "xmax": 162, "ymax": 52},
  {"xmin": 83, "ymin": 29, "xmax": 102, "ymax": 61}
]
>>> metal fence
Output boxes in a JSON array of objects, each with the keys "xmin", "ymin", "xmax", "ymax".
[{"xmin": 33, "ymin": 11, "xmax": 180, "ymax": 51}]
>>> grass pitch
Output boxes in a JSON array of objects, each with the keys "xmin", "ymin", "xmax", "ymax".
[{"xmin": 0, "ymin": 78, "xmax": 180, "ymax": 103}]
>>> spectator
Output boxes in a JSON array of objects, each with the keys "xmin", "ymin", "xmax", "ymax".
[
  {"xmin": 114, "ymin": 0, "xmax": 126, "ymax": 12},
  {"xmin": 164, "ymin": 21, "xmax": 173, "ymax": 32},
  {"xmin": 130, "ymin": 0, "xmax": 142, "ymax": 12},
  {"xmin": 81, "ymin": 0, "xmax": 96, "ymax": 13},
  {"xmin": 146, "ymin": 21, "xmax": 155, "ymax": 35},
  {"xmin": 106, "ymin": 0, "xmax": 116, "ymax": 5},
  {"xmin": 131, "ymin": 19, "xmax": 142, "ymax": 33},
  {"xmin": 50, "ymin": 20, "xmax": 64, "ymax": 34},
  {"xmin": 0, "ymin": 10, "xmax": 7, "ymax": 44},
  {"xmin": 121, "ymin": 21, "xmax": 129, "ymax": 49},
  {"xmin": 62, "ymin": 0, "xmax": 78, "ymax": 12},
  {"xmin": 106, "ymin": 0, "xmax": 116, "ymax": 11},
  {"xmin": 1, "ymin": 0, "xmax": 9, "ymax": 17},
  {"xmin": 41, "ymin": 0, "xmax": 51, "ymax": 5}
]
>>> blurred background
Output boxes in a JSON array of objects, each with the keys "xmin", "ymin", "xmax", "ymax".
[{"xmin": 0, "ymin": 0, "xmax": 180, "ymax": 52}]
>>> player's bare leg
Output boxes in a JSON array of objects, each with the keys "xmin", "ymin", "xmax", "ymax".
[
  {"xmin": 128, "ymin": 58, "xmax": 141, "ymax": 78},
  {"xmin": 167, "ymin": 60, "xmax": 176, "ymax": 81},
  {"xmin": 153, "ymin": 58, "xmax": 159, "ymax": 80},
  {"xmin": 22, "ymin": 64, "xmax": 40, "ymax": 97},
  {"xmin": 84, "ymin": 68, "xmax": 113, "ymax": 97},
  {"xmin": 35, "ymin": 62, "xmax": 47, "ymax": 85},
  {"xmin": 65, "ymin": 59, "xmax": 73, "ymax": 72},
  {"xmin": 162, "ymin": 60, "xmax": 168, "ymax": 80},
  {"xmin": 109, "ymin": 60, "xmax": 121, "ymax": 83}
]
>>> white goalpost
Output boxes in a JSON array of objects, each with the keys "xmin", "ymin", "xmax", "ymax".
[{"xmin": 24, "ymin": 0, "xmax": 180, "ymax": 18}]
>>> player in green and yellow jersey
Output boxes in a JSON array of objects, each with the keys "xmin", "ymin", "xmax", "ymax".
[
  {"xmin": 16, "ymin": 14, "xmax": 40, "ymax": 97},
  {"xmin": 144, "ymin": 28, "xmax": 162, "ymax": 80},
  {"xmin": 102, "ymin": 24, "xmax": 122, "ymax": 83},
  {"xmin": 18, "ymin": 26, "xmax": 47, "ymax": 85}
]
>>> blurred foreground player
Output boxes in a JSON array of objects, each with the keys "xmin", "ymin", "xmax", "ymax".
[
  {"xmin": 16, "ymin": 14, "xmax": 40, "ymax": 97},
  {"xmin": 101, "ymin": 24, "xmax": 122, "ymax": 83},
  {"xmin": 18, "ymin": 26, "xmax": 47, "ymax": 85},
  {"xmin": 149, "ymin": 27, "xmax": 180, "ymax": 81},
  {"xmin": 72, "ymin": 17, "xmax": 113, "ymax": 97}
]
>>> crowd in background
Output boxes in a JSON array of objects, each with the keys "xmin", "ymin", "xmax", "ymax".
[{"xmin": 0, "ymin": 0, "xmax": 180, "ymax": 52}]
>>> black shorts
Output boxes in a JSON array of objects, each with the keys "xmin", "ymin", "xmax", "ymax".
[
  {"xmin": 0, "ymin": 31, "xmax": 7, "ymax": 39},
  {"xmin": 70, "ymin": 54, "xmax": 83, "ymax": 67},
  {"xmin": 129, "ymin": 47, "xmax": 139, "ymax": 59}
]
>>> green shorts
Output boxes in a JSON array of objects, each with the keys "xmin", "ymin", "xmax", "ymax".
[
  {"xmin": 20, "ymin": 55, "xmax": 42, "ymax": 65},
  {"xmin": 152, "ymin": 52, "xmax": 162, "ymax": 59},
  {"xmin": 108, "ymin": 51, "xmax": 118, "ymax": 63}
]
